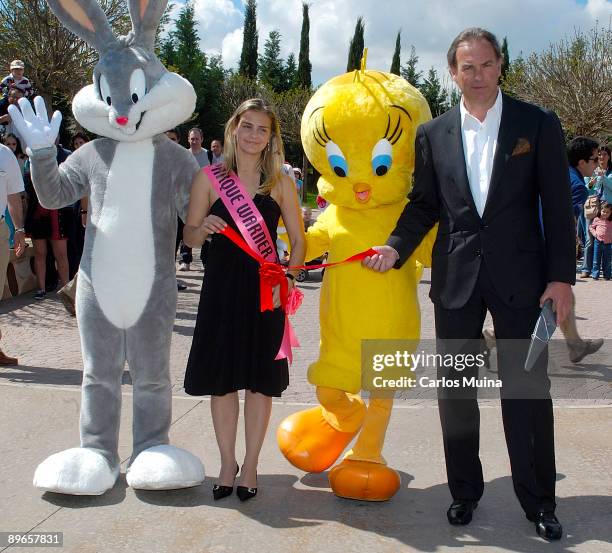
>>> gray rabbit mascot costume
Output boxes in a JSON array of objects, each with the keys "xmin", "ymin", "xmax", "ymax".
[{"xmin": 9, "ymin": 0, "xmax": 205, "ymax": 495}]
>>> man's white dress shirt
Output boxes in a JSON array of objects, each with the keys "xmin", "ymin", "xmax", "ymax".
[{"xmin": 460, "ymin": 89, "xmax": 502, "ymax": 217}]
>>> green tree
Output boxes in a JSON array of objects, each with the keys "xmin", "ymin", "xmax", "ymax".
[
  {"xmin": 0, "ymin": 0, "xmax": 129, "ymax": 107},
  {"xmin": 154, "ymin": 2, "xmax": 174, "ymax": 52},
  {"xmin": 390, "ymin": 31, "xmax": 401, "ymax": 75},
  {"xmin": 221, "ymin": 73, "xmax": 271, "ymax": 116},
  {"xmin": 419, "ymin": 67, "xmax": 448, "ymax": 117},
  {"xmin": 285, "ymin": 52, "xmax": 297, "ymax": 91},
  {"xmin": 501, "ymin": 36, "xmax": 510, "ymax": 81},
  {"xmin": 259, "ymin": 30, "xmax": 286, "ymax": 93},
  {"xmin": 172, "ymin": 2, "xmax": 206, "ymax": 81},
  {"xmin": 159, "ymin": 36, "xmax": 176, "ymax": 68},
  {"xmin": 200, "ymin": 55, "xmax": 227, "ymax": 142},
  {"xmin": 296, "ymin": 2, "xmax": 311, "ymax": 88},
  {"xmin": 165, "ymin": 3, "xmax": 227, "ymax": 144},
  {"xmin": 400, "ymin": 45, "xmax": 422, "ymax": 87},
  {"xmin": 503, "ymin": 24, "xmax": 611, "ymax": 138},
  {"xmin": 239, "ymin": 0, "xmax": 258, "ymax": 79},
  {"xmin": 448, "ymin": 87, "xmax": 462, "ymax": 108},
  {"xmin": 346, "ymin": 16, "xmax": 365, "ymax": 72}
]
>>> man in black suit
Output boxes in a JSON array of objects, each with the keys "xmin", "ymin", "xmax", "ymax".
[{"xmin": 364, "ymin": 28, "xmax": 575, "ymax": 541}]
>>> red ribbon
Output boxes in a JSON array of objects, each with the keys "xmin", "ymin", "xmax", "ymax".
[
  {"xmin": 286, "ymin": 249, "xmax": 378, "ymax": 271},
  {"xmin": 220, "ymin": 225, "xmax": 377, "ymax": 289},
  {"xmin": 218, "ymin": 226, "xmax": 377, "ymax": 364},
  {"xmin": 259, "ymin": 262, "xmax": 288, "ymax": 312}
]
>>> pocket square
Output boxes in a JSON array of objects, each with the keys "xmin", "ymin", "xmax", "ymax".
[{"xmin": 511, "ymin": 138, "xmax": 531, "ymax": 156}]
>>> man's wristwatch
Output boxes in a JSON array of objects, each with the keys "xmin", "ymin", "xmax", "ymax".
[{"xmin": 14, "ymin": 227, "xmax": 25, "ymax": 234}]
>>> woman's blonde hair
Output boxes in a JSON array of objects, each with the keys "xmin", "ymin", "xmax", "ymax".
[{"xmin": 223, "ymin": 98, "xmax": 285, "ymax": 194}]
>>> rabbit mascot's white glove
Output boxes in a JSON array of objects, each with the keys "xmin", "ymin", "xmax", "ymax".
[{"xmin": 8, "ymin": 96, "xmax": 62, "ymax": 152}]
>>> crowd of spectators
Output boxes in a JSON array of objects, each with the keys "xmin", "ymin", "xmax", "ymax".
[{"xmin": 569, "ymin": 138, "xmax": 612, "ymax": 281}]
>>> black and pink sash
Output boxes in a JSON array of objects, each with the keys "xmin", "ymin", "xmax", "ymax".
[
  {"xmin": 204, "ymin": 164, "xmax": 378, "ymax": 364},
  {"xmin": 205, "ymin": 164, "xmax": 300, "ymax": 363}
]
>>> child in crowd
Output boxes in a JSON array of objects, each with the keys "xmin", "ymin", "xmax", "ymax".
[
  {"xmin": 589, "ymin": 201, "xmax": 612, "ymax": 280},
  {"xmin": 1, "ymin": 60, "xmax": 34, "ymax": 100}
]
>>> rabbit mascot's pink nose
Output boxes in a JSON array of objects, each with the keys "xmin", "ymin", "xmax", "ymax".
[{"xmin": 116, "ymin": 116, "xmax": 129, "ymax": 126}]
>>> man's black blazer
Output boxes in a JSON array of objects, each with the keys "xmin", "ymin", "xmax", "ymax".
[{"xmin": 387, "ymin": 93, "xmax": 576, "ymax": 310}]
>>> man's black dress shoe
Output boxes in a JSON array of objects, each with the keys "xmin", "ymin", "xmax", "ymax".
[
  {"xmin": 447, "ymin": 500, "xmax": 478, "ymax": 525},
  {"xmin": 527, "ymin": 511, "xmax": 563, "ymax": 541}
]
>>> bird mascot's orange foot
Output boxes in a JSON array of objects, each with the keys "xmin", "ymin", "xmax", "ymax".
[{"xmin": 277, "ymin": 58, "xmax": 436, "ymax": 501}]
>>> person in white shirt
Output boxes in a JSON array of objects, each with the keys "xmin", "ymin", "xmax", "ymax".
[
  {"xmin": 178, "ymin": 127, "xmax": 210, "ymax": 271},
  {"xmin": 364, "ymin": 27, "xmax": 575, "ymax": 541},
  {"xmin": 188, "ymin": 127, "xmax": 210, "ymax": 169},
  {"xmin": 210, "ymin": 139, "xmax": 224, "ymax": 164},
  {"xmin": 0, "ymin": 143, "xmax": 26, "ymax": 365}
]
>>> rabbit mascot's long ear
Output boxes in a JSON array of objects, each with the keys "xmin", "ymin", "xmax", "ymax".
[
  {"xmin": 45, "ymin": 0, "xmax": 119, "ymax": 52},
  {"xmin": 46, "ymin": 0, "xmax": 167, "ymax": 51},
  {"xmin": 45, "ymin": 0, "xmax": 196, "ymax": 142},
  {"xmin": 127, "ymin": 0, "xmax": 168, "ymax": 50}
]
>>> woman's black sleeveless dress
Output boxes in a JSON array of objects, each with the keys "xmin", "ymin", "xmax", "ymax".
[{"xmin": 184, "ymin": 193, "xmax": 289, "ymax": 397}]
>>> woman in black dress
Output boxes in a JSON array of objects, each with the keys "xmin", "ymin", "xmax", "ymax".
[{"xmin": 183, "ymin": 99, "xmax": 305, "ymax": 500}]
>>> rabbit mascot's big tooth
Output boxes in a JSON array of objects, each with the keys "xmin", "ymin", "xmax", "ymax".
[{"xmin": 9, "ymin": 0, "xmax": 205, "ymax": 495}]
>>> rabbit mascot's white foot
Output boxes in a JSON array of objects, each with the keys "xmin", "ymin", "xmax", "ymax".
[{"xmin": 10, "ymin": 0, "xmax": 205, "ymax": 495}]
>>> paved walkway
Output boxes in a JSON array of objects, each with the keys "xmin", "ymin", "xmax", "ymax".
[{"xmin": 0, "ymin": 254, "xmax": 610, "ymax": 552}]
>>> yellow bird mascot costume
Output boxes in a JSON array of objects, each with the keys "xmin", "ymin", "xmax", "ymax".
[{"xmin": 277, "ymin": 59, "xmax": 435, "ymax": 501}]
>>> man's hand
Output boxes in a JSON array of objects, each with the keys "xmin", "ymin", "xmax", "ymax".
[
  {"xmin": 362, "ymin": 245, "xmax": 399, "ymax": 273},
  {"xmin": 540, "ymin": 282, "xmax": 572, "ymax": 325}
]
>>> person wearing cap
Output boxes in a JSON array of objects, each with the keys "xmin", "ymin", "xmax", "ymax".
[
  {"xmin": 0, "ymin": 142, "xmax": 26, "ymax": 365},
  {"xmin": 1, "ymin": 60, "xmax": 34, "ymax": 101},
  {"xmin": 293, "ymin": 167, "xmax": 304, "ymax": 204}
]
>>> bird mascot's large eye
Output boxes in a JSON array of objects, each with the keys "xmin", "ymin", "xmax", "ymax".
[
  {"xmin": 371, "ymin": 139, "xmax": 393, "ymax": 176},
  {"xmin": 99, "ymin": 74, "xmax": 112, "ymax": 106},
  {"xmin": 129, "ymin": 68, "xmax": 146, "ymax": 104},
  {"xmin": 325, "ymin": 141, "xmax": 349, "ymax": 177}
]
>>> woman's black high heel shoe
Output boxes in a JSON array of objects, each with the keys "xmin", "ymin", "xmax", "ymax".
[
  {"xmin": 236, "ymin": 469, "xmax": 257, "ymax": 501},
  {"xmin": 212, "ymin": 463, "xmax": 239, "ymax": 501}
]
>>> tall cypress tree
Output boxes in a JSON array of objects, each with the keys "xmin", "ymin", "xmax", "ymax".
[
  {"xmin": 390, "ymin": 31, "xmax": 401, "ymax": 75},
  {"xmin": 346, "ymin": 17, "xmax": 365, "ymax": 72},
  {"xmin": 239, "ymin": 0, "xmax": 258, "ymax": 79},
  {"xmin": 296, "ymin": 2, "xmax": 311, "ymax": 88},
  {"xmin": 501, "ymin": 36, "xmax": 511, "ymax": 80}
]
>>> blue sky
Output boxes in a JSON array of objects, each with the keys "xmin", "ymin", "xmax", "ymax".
[{"xmin": 168, "ymin": 0, "xmax": 611, "ymax": 86}]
